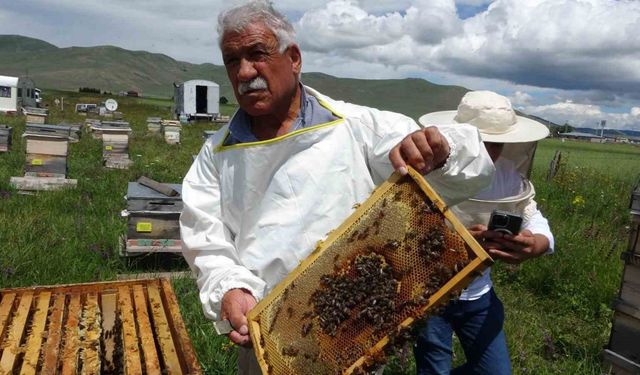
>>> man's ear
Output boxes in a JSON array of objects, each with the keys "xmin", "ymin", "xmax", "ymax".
[{"xmin": 287, "ymin": 44, "xmax": 302, "ymax": 75}]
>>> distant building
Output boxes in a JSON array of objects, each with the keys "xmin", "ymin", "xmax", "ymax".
[
  {"xmin": 561, "ymin": 131, "xmax": 605, "ymax": 143},
  {"xmin": 0, "ymin": 75, "xmax": 37, "ymax": 113},
  {"xmin": 174, "ymin": 80, "xmax": 219, "ymax": 120}
]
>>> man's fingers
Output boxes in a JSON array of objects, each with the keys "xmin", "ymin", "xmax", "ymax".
[
  {"xmin": 399, "ymin": 139, "xmax": 427, "ymax": 173},
  {"xmin": 488, "ymin": 248, "xmax": 521, "ymax": 264},
  {"xmin": 229, "ymin": 331, "xmax": 252, "ymax": 346},
  {"xmin": 410, "ymin": 132, "xmax": 434, "ymax": 173},
  {"xmin": 388, "ymin": 146, "xmax": 408, "ymax": 175}
]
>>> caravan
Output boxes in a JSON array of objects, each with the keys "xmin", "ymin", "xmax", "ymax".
[
  {"xmin": 0, "ymin": 75, "xmax": 37, "ymax": 113},
  {"xmin": 174, "ymin": 79, "xmax": 219, "ymax": 121}
]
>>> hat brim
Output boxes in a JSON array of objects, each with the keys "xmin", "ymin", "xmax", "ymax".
[{"xmin": 418, "ymin": 110, "xmax": 550, "ymax": 143}]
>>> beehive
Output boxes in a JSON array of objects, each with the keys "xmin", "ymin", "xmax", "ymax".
[
  {"xmin": 0, "ymin": 278, "xmax": 202, "ymax": 374},
  {"xmin": 122, "ymin": 182, "xmax": 183, "ymax": 255},
  {"xmin": 162, "ymin": 121, "xmax": 181, "ymax": 145},
  {"xmin": 0, "ymin": 125, "xmax": 12, "ymax": 152},
  {"xmin": 23, "ymin": 107, "xmax": 48, "ymax": 124},
  {"xmin": 147, "ymin": 117, "xmax": 162, "ymax": 133},
  {"xmin": 247, "ymin": 168, "xmax": 493, "ymax": 374}
]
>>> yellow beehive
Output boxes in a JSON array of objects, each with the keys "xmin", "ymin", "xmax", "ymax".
[{"xmin": 247, "ymin": 168, "xmax": 493, "ymax": 374}]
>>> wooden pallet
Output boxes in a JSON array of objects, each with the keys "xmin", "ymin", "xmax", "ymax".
[
  {"xmin": 10, "ymin": 176, "xmax": 78, "ymax": 192},
  {"xmin": 0, "ymin": 278, "xmax": 202, "ymax": 374},
  {"xmin": 124, "ymin": 238, "xmax": 183, "ymax": 253}
]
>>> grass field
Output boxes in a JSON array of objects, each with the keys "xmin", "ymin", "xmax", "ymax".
[{"xmin": 1, "ymin": 90, "xmax": 639, "ymax": 374}]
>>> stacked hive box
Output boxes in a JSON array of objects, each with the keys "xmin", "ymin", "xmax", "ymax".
[
  {"xmin": 147, "ymin": 117, "xmax": 162, "ymax": 133},
  {"xmin": 162, "ymin": 120, "xmax": 181, "ymax": 144},
  {"xmin": 121, "ymin": 181, "xmax": 183, "ymax": 255},
  {"xmin": 10, "ymin": 124, "xmax": 77, "ymax": 191},
  {"xmin": 94, "ymin": 121, "xmax": 132, "ymax": 169},
  {"xmin": 0, "ymin": 278, "xmax": 202, "ymax": 374},
  {"xmin": 23, "ymin": 107, "xmax": 48, "ymax": 124},
  {"xmin": 0, "ymin": 125, "xmax": 11, "ymax": 152},
  {"xmin": 603, "ymin": 184, "xmax": 640, "ymax": 374}
]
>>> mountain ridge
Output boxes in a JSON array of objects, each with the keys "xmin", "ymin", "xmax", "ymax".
[{"xmin": 0, "ymin": 34, "xmax": 471, "ymax": 119}]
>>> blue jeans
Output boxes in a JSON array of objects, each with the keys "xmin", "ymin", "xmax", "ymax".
[{"xmin": 413, "ymin": 289, "xmax": 511, "ymax": 375}]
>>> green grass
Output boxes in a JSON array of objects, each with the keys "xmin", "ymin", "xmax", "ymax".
[{"xmin": 2, "ymin": 91, "xmax": 640, "ymax": 374}]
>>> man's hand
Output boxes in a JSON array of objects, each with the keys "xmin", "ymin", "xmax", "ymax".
[
  {"xmin": 221, "ymin": 288, "xmax": 257, "ymax": 346},
  {"xmin": 469, "ymin": 225, "xmax": 549, "ymax": 264},
  {"xmin": 389, "ymin": 126, "xmax": 450, "ymax": 175}
]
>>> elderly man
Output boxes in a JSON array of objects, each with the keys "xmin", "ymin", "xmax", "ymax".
[{"xmin": 180, "ymin": 0, "xmax": 494, "ymax": 372}]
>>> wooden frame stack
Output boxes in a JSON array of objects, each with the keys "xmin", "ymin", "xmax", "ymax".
[
  {"xmin": 0, "ymin": 278, "xmax": 202, "ymax": 374},
  {"xmin": 101, "ymin": 121, "xmax": 133, "ymax": 169},
  {"xmin": 10, "ymin": 125, "xmax": 77, "ymax": 192},
  {"xmin": 0, "ymin": 125, "xmax": 11, "ymax": 152},
  {"xmin": 121, "ymin": 181, "xmax": 183, "ymax": 255},
  {"xmin": 22, "ymin": 107, "xmax": 48, "ymax": 124},
  {"xmin": 162, "ymin": 120, "xmax": 182, "ymax": 144},
  {"xmin": 603, "ymin": 184, "xmax": 640, "ymax": 374}
]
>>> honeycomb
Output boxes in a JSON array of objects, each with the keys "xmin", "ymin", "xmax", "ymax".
[{"xmin": 247, "ymin": 168, "xmax": 493, "ymax": 374}]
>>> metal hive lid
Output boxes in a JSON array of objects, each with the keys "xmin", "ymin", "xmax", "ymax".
[{"xmin": 127, "ymin": 182, "xmax": 182, "ymax": 200}]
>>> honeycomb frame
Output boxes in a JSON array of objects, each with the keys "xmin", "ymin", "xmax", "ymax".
[{"xmin": 247, "ymin": 167, "xmax": 493, "ymax": 374}]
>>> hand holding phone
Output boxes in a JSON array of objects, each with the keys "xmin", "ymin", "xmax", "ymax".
[{"xmin": 487, "ymin": 210, "xmax": 522, "ymax": 236}]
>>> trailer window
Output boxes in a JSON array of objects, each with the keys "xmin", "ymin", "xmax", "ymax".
[
  {"xmin": 18, "ymin": 88, "xmax": 22, "ymax": 97},
  {"xmin": 0, "ymin": 86, "xmax": 10, "ymax": 98}
]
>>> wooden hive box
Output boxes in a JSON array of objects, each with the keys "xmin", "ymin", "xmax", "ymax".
[
  {"xmin": 247, "ymin": 168, "xmax": 493, "ymax": 374},
  {"xmin": 0, "ymin": 278, "xmax": 202, "ymax": 374},
  {"xmin": 0, "ymin": 125, "xmax": 12, "ymax": 152},
  {"xmin": 10, "ymin": 130, "xmax": 77, "ymax": 191},
  {"xmin": 23, "ymin": 107, "xmax": 48, "ymax": 124},
  {"xmin": 24, "ymin": 134, "xmax": 68, "ymax": 158},
  {"xmin": 602, "ymin": 186, "xmax": 640, "ymax": 374},
  {"xmin": 147, "ymin": 117, "xmax": 162, "ymax": 133},
  {"xmin": 162, "ymin": 120, "xmax": 182, "ymax": 145},
  {"xmin": 123, "ymin": 182, "xmax": 183, "ymax": 254},
  {"xmin": 22, "ymin": 131, "xmax": 69, "ymax": 179},
  {"xmin": 101, "ymin": 126, "xmax": 133, "ymax": 169}
]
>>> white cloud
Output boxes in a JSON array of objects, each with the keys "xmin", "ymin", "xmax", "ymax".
[
  {"xmin": 522, "ymin": 101, "xmax": 640, "ymax": 130},
  {"xmin": 0, "ymin": 0, "xmax": 639, "ymax": 130},
  {"xmin": 510, "ymin": 91, "xmax": 533, "ymax": 107}
]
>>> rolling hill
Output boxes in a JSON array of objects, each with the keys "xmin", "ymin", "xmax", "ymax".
[{"xmin": 0, "ymin": 35, "xmax": 467, "ymax": 119}]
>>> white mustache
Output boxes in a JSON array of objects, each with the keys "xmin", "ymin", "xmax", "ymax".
[{"xmin": 238, "ymin": 77, "xmax": 268, "ymax": 95}]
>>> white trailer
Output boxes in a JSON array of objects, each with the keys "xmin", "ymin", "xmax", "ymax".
[
  {"xmin": 0, "ymin": 75, "xmax": 36, "ymax": 113},
  {"xmin": 174, "ymin": 79, "xmax": 219, "ymax": 120}
]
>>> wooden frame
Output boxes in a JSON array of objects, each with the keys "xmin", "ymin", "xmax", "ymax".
[
  {"xmin": 0, "ymin": 278, "xmax": 202, "ymax": 374},
  {"xmin": 247, "ymin": 168, "xmax": 493, "ymax": 374}
]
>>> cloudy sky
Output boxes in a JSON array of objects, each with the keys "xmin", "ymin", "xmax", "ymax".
[{"xmin": 2, "ymin": 0, "xmax": 640, "ymax": 131}]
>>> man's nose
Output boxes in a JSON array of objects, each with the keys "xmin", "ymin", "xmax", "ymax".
[{"xmin": 238, "ymin": 58, "xmax": 257, "ymax": 82}]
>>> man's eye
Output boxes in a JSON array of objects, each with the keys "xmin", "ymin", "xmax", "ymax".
[{"xmin": 224, "ymin": 57, "xmax": 239, "ymax": 66}]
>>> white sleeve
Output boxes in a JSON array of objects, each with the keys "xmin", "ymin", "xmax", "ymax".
[
  {"xmin": 423, "ymin": 124, "xmax": 495, "ymax": 206},
  {"xmin": 180, "ymin": 138, "xmax": 266, "ymax": 321},
  {"xmin": 523, "ymin": 208, "xmax": 555, "ymax": 254},
  {"xmin": 352, "ymin": 106, "xmax": 494, "ymax": 206}
]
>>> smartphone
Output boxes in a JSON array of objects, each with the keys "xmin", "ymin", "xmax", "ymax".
[{"xmin": 488, "ymin": 210, "xmax": 522, "ymax": 235}]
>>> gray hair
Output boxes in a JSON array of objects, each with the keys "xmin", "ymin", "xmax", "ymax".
[{"xmin": 218, "ymin": 1, "xmax": 296, "ymax": 53}]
